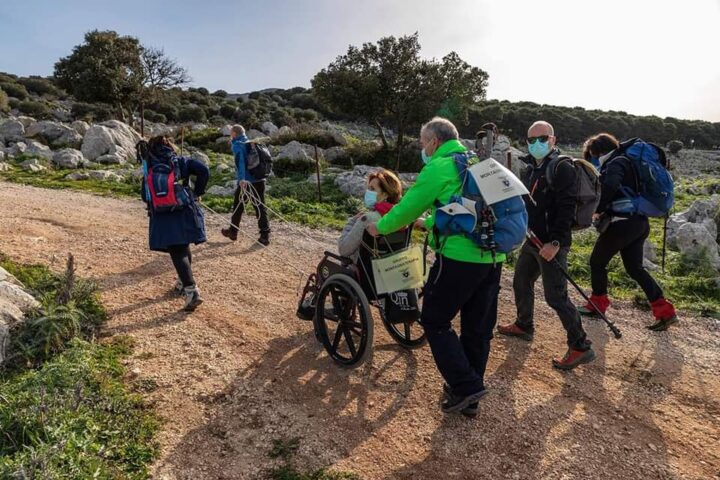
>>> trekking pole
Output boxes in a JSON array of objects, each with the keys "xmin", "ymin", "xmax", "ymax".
[
  {"xmin": 661, "ymin": 155, "xmax": 671, "ymax": 272},
  {"xmin": 526, "ymin": 230, "xmax": 622, "ymax": 339}
]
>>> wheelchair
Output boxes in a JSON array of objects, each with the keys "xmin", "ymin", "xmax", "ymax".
[{"xmin": 296, "ymin": 227, "xmax": 426, "ymax": 367}]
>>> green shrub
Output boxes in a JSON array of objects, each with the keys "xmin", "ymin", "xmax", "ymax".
[
  {"xmin": 143, "ymin": 109, "xmax": 166, "ymax": 123},
  {"xmin": 151, "ymin": 102, "xmax": 179, "ymax": 122},
  {"xmin": 212, "ymin": 89, "xmax": 228, "ymax": 98},
  {"xmin": 72, "ymin": 102, "xmax": 113, "ymax": 122},
  {"xmin": 178, "ymin": 105, "xmax": 207, "ymax": 123},
  {"xmin": 0, "ymin": 338, "xmax": 159, "ymax": 479},
  {"xmin": 7, "ymin": 98, "xmax": 21, "ymax": 110},
  {"xmin": 270, "ymin": 125, "xmax": 341, "ymax": 149},
  {"xmin": 0, "ymin": 88, "xmax": 8, "ymax": 112},
  {"xmin": 17, "ymin": 100, "xmax": 50, "ymax": 118},
  {"xmin": 0, "ymin": 82, "xmax": 28, "ymax": 100},
  {"xmin": 220, "ymin": 102, "xmax": 237, "ymax": 119},
  {"xmin": 181, "ymin": 127, "xmax": 222, "ymax": 148},
  {"xmin": 17, "ymin": 77, "xmax": 60, "ymax": 97},
  {"xmin": 0, "ymin": 72, "xmax": 18, "ymax": 83},
  {"xmin": 667, "ymin": 140, "xmax": 683, "ymax": 155}
]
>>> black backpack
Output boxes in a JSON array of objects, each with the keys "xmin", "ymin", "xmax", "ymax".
[
  {"xmin": 546, "ymin": 156, "xmax": 601, "ymax": 230},
  {"xmin": 246, "ymin": 142, "xmax": 273, "ymax": 179}
]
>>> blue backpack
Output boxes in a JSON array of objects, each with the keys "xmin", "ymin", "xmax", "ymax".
[
  {"xmin": 606, "ymin": 138, "xmax": 674, "ymax": 217},
  {"xmin": 434, "ymin": 152, "xmax": 528, "ymax": 258}
]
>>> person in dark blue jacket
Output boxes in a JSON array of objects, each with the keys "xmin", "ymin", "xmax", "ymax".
[
  {"xmin": 145, "ymin": 135, "xmax": 209, "ymax": 311},
  {"xmin": 221, "ymin": 124, "xmax": 271, "ymax": 245}
]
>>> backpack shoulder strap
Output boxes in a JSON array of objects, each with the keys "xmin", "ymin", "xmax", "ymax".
[{"xmin": 545, "ymin": 155, "xmax": 572, "ymax": 190}]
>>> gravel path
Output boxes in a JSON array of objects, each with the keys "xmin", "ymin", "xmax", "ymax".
[{"xmin": 0, "ymin": 181, "xmax": 718, "ymax": 480}]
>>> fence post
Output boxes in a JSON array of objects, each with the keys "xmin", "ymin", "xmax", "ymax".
[{"xmin": 314, "ymin": 145, "xmax": 322, "ymax": 202}]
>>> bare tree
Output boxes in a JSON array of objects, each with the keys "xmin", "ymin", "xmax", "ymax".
[{"xmin": 138, "ymin": 47, "xmax": 190, "ymax": 134}]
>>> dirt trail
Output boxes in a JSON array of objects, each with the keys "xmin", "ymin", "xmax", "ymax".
[{"xmin": 1, "ymin": 182, "xmax": 718, "ymax": 480}]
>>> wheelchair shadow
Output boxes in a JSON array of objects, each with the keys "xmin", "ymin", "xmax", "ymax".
[{"xmin": 159, "ymin": 330, "xmax": 419, "ymax": 477}]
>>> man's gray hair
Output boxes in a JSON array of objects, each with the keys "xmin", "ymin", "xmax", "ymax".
[
  {"xmin": 231, "ymin": 124, "xmax": 246, "ymax": 136},
  {"xmin": 529, "ymin": 121, "xmax": 554, "ymax": 136},
  {"xmin": 421, "ymin": 117, "xmax": 459, "ymax": 142}
]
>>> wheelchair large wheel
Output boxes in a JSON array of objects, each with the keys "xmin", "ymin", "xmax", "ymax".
[
  {"xmin": 314, "ymin": 274, "xmax": 373, "ymax": 367},
  {"xmin": 379, "ymin": 289, "xmax": 426, "ymax": 349}
]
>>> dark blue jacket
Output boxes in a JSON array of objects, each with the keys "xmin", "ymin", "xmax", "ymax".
[
  {"xmin": 145, "ymin": 145, "xmax": 210, "ymax": 251},
  {"xmin": 231, "ymin": 135, "xmax": 258, "ymax": 183}
]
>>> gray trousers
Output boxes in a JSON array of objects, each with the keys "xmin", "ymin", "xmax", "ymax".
[{"xmin": 513, "ymin": 242, "xmax": 590, "ymax": 350}]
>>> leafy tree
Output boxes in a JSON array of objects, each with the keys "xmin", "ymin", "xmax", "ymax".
[
  {"xmin": 55, "ymin": 30, "xmax": 143, "ymax": 122},
  {"xmin": 312, "ymin": 33, "xmax": 488, "ymax": 170},
  {"xmin": 667, "ymin": 140, "xmax": 683, "ymax": 154}
]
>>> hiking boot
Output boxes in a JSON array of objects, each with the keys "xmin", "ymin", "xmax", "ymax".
[
  {"xmin": 497, "ymin": 323, "xmax": 533, "ymax": 341},
  {"xmin": 442, "ymin": 388, "xmax": 488, "ymax": 414},
  {"xmin": 173, "ymin": 278, "xmax": 184, "ymax": 296},
  {"xmin": 648, "ymin": 298, "xmax": 678, "ymax": 331},
  {"xmin": 443, "ymin": 384, "xmax": 482, "ymax": 417},
  {"xmin": 258, "ymin": 232, "xmax": 270, "ymax": 246},
  {"xmin": 552, "ymin": 347, "xmax": 596, "ymax": 371},
  {"xmin": 221, "ymin": 227, "xmax": 237, "ymax": 241},
  {"xmin": 183, "ymin": 285, "xmax": 203, "ymax": 312},
  {"xmin": 577, "ymin": 294, "xmax": 610, "ymax": 318}
]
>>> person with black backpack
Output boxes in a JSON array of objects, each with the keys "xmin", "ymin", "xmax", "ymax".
[
  {"xmin": 140, "ymin": 135, "xmax": 209, "ymax": 312},
  {"xmin": 578, "ymin": 133, "xmax": 678, "ymax": 331},
  {"xmin": 221, "ymin": 124, "xmax": 271, "ymax": 245},
  {"xmin": 497, "ymin": 121, "xmax": 596, "ymax": 370}
]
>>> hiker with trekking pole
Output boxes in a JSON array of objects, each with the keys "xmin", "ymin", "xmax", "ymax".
[
  {"xmin": 578, "ymin": 133, "xmax": 678, "ymax": 331},
  {"xmin": 497, "ymin": 121, "xmax": 597, "ymax": 370}
]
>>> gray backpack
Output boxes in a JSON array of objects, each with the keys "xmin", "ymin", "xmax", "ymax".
[{"xmin": 547, "ymin": 156, "xmax": 600, "ymax": 230}]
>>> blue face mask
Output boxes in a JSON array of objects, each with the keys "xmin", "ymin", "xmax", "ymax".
[
  {"xmin": 421, "ymin": 148, "xmax": 431, "ymax": 165},
  {"xmin": 364, "ymin": 189, "xmax": 378, "ymax": 208},
  {"xmin": 590, "ymin": 156, "xmax": 600, "ymax": 168},
  {"xmin": 528, "ymin": 140, "xmax": 551, "ymax": 160}
]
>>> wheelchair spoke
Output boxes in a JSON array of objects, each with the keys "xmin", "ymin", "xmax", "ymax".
[
  {"xmin": 343, "ymin": 328, "xmax": 357, "ymax": 357},
  {"xmin": 331, "ymin": 324, "xmax": 344, "ymax": 351},
  {"xmin": 404, "ymin": 321, "xmax": 411, "ymax": 339}
]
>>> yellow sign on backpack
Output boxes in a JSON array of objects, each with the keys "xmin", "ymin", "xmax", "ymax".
[{"xmin": 371, "ymin": 245, "xmax": 425, "ymax": 295}]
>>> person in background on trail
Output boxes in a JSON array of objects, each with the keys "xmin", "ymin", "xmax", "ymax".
[
  {"xmin": 497, "ymin": 121, "xmax": 596, "ymax": 370},
  {"xmin": 367, "ymin": 117, "xmax": 503, "ymax": 416},
  {"xmin": 145, "ymin": 135, "xmax": 209, "ymax": 312},
  {"xmin": 475, "ymin": 122, "xmax": 499, "ymax": 158},
  {"xmin": 578, "ymin": 133, "xmax": 678, "ymax": 331},
  {"xmin": 221, "ymin": 125, "xmax": 271, "ymax": 246},
  {"xmin": 338, "ymin": 169, "xmax": 403, "ymax": 261}
]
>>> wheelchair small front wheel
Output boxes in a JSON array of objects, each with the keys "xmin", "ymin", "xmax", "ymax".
[{"xmin": 314, "ymin": 274, "xmax": 373, "ymax": 367}]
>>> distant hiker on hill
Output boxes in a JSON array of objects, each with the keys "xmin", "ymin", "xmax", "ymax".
[
  {"xmin": 475, "ymin": 122, "xmax": 499, "ymax": 158},
  {"xmin": 497, "ymin": 121, "xmax": 596, "ymax": 370},
  {"xmin": 141, "ymin": 135, "xmax": 209, "ymax": 312},
  {"xmin": 578, "ymin": 133, "xmax": 678, "ymax": 331},
  {"xmin": 221, "ymin": 125, "xmax": 271, "ymax": 246},
  {"xmin": 367, "ymin": 117, "xmax": 504, "ymax": 416}
]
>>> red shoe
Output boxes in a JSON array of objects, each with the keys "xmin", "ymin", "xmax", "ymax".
[
  {"xmin": 552, "ymin": 348, "xmax": 596, "ymax": 370},
  {"xmin": 497, "ymin": 323, "xmax": 533, "ymax": 341},
  {"xmin": 648, "ymin": 298, "xmax": 678, "ymax": 331},
  {"xmin": 577, "ymin": 294, "xmax": 610, "ymax": 317}
]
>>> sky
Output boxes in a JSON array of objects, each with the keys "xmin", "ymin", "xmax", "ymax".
[{"xmin": 1, "ymin": 0, "xmax": 719, "ymax": 122}]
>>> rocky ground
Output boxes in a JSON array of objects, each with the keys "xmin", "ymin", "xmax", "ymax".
[{"xmin": 0, "ymin": 182, "xmax": 718, "ymax": 479}]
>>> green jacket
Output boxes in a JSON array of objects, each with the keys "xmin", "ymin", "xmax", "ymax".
[{"xmin": 376, "ymin": 139, "xmax": 506, "ymax": 264}]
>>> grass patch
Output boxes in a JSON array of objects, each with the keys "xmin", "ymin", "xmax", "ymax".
[{"xmin": 0, "ymin": 254, "xmax": 159, "ymax": 478}]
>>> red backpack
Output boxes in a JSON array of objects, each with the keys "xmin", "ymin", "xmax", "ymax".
[{"xmin": 137, "ymin": 141, "xmax": 192, "ymax": 213}]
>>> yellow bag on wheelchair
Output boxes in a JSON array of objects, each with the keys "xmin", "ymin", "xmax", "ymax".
[{"xmin": 371, "ymin": 245, "xmax": 424, "ymax": 295}]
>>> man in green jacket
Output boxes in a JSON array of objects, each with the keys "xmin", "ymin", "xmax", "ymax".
[{"xmin": 367, "ymin": 117, "xmax": 503, "ymax": 415}]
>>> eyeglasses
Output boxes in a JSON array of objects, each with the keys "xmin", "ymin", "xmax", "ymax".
[{"xmin": 527, "ymin": 135, "xmax": 550, "ymax": 145}]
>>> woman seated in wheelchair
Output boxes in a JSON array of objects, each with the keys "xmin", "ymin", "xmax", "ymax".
[
  {"xmin": 337, "ymin": 169, "xmax": 403, "ymax": 261},
  {"xmin": 297, "ymin": 169, "xmax": 404, "ymax": 319}
]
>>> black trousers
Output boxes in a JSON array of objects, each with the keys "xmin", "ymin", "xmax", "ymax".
[
  {"xmin": 167, "ymin": 244, "xmax": 194, "ymax": 288},
  {"xmin": 590, "ymin": 215, "xmax": 663, "ymax": 302},
  {"xmin": 513, "ymin": 242, "xmax": 590, "ymax": 351},
  {"xmin": 231, "ymin": 181, "xmax": 270, "ymax": 236},
  {"xmin": 421, "ymin": 255, "xmax": 502, "ymax": 396}
]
